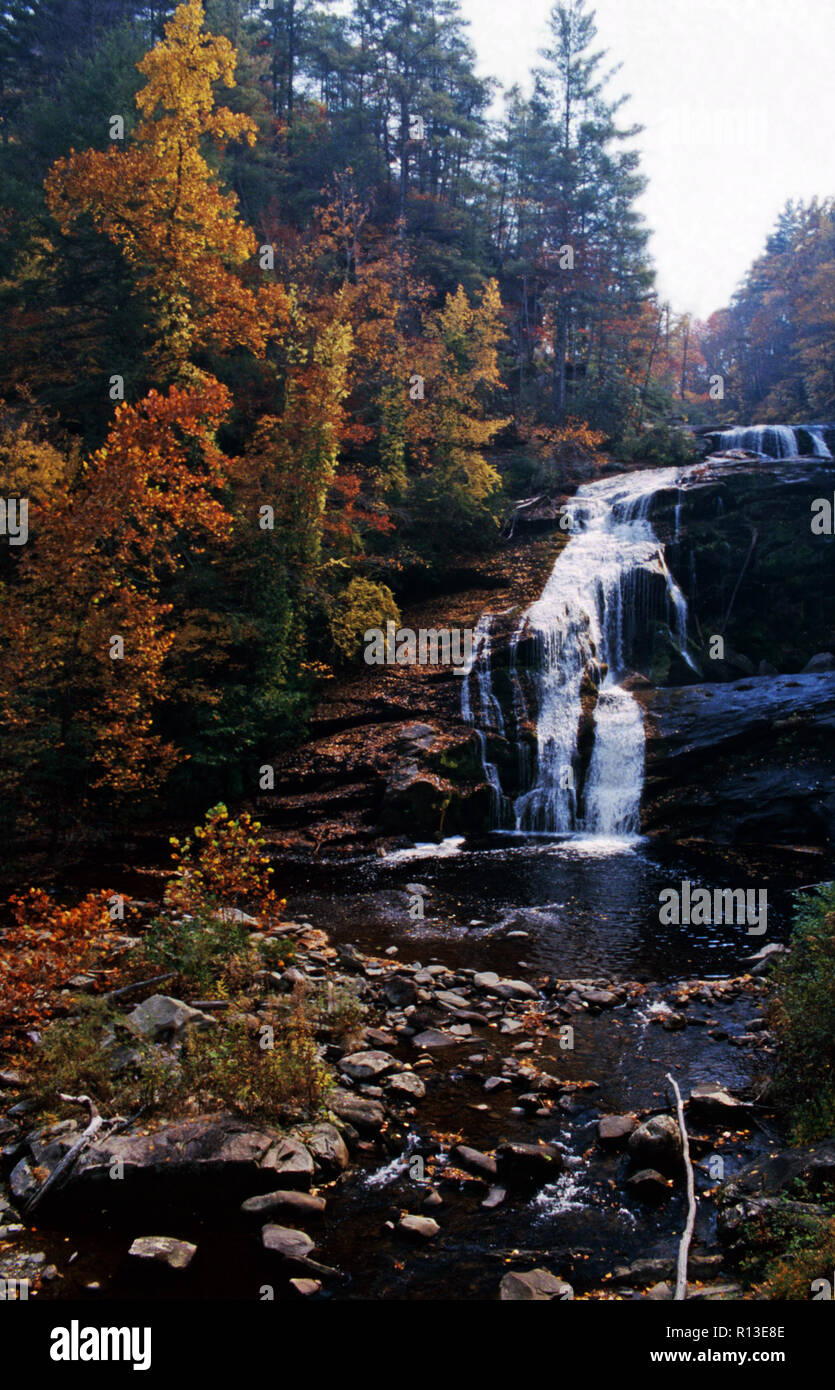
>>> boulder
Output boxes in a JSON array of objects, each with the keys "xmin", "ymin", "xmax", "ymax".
[
  {"xmin": 495, "ymin": 1142, "xmax": 563, "ymax": 1188},
  {"xmin": 410, "ymin": 1029, "xmax": 457, "ymax": 1050},
  {"xmin": 386, "ymin": 1072, "xmax": 426, "ymax": 1100},
  {"xmin": 449, "ymin": 1145, "xmax": 498, "ymax": 1180},
  {"xmin": 626, "ymin": 1169, "xmax": 673, "ymax": 1202},
  {"xmin": 241, "ymin": 1191, "xmax": 325, "ymax": 1219},
  {"xmin": 598, "ymin": 1114, "xmax": 637, "ymax": 1147},
  {"xmin": 128, "ymin": 1236, "xmax": 196, "ymax": 1270},
  {"xmin": 688, "ymin": 1083, "xmax": 749, "ymax": 1122},
  {"xmin": 261, "ymin": 1225, "xmax": 315, "ymax": 1261},
  {"xmin": 628, "ymin": 1114, "xmax": 682, "ymax": 1172},
  {"xmin": 499, "ymin": 1269, "xmax": 573, "ymax": 1301},
  {"xmin": 338, "ymin": 1051, "xmax": 398, "ymax": 1082},
  {"xmin": 396, "ymin": 1214, "xmax": 440, "ymax": 1241},
  {"xmin": 328, "ymin": 1089, "xmax": 386, "ymax": 1133},
  {"xmin": 260, "ymin": 1138, "xmax": 314, "ymax": 1191},
  {"xmin": 383, "ymin": 976, "xmax": 417, "ymax": 1009},
  {"xmin": 126, "ymin": 995, "xmax": 216, "ymax": 1043},
  {"xmin": 298, "ymin": 1123, "xmax": 350, "ymax": 1175},
  {"xmin": 803, "ymin": 652, "xmax": 835, "ymax": 673}
]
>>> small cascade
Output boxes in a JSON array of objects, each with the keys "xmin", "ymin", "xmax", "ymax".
[
  {"xmin": 715, "ymin": 423, "xmax": 833, "ymax": 459},
  {"xmin": 463, "ymin": 468, "xmax": 694, "ymax": 838}
]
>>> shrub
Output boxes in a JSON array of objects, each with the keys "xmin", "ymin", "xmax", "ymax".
[
  {"xmin": 329, "ymin": 577, "xmax": 400, "ymax": 662},
  {"xmin": 769, "ymin": 882, "xmax": 835, "ymax": 1142},
  {"xmin": 0, "ymin": 888, "xmax": 118, "ymax": 1029}
]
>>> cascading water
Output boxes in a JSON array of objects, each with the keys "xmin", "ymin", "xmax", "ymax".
[
  {"xmin": 715, "ymin": 423, "xmax": 833, "ymax": 459},
  {"xmin": 463, "ymin": 468, "xmax": 694, "ymax": 839}
]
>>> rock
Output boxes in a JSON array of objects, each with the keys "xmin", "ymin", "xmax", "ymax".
[
  {"xmin": 299, "ymin": 1123, "xmax": 349, "ymax": 1175},
  {"xmin": 495, "ymin": 1142, "xmax": 563, "ymax": 1188},
  {"xmin": 481, "ymin": 1186, "xmax": 506, "ymax": 1209},
  {"xmin": 435, "ymin": 990, "xmax": 472, "ymax": 1011},
  {"xmin": 473, "ymin": 972, "xmax": 500, "ymax": 990},
  {"xmin": 422, "ymin": 1189, "xmax": 443, "ymax": 1208},
  {"xmin": 484, "ymin": 1076, "xmax": 512, "ymax": 1093},
  {"xmin": 127, "ymin": 994, "xmax": 215, "ymax": 1042},
  {"xmin": 67, "ymin": 1115, "xmax": 309, "ymax": 1204},
  {"xmin": 580, "ymin": 988, "xmax": 617, "ymax": 1008},
  {"xmin": 626, "ymin": 1169, "xmax": 673, "ymax": 1202},
  {"xmin": 499, "ymin": 1269, "xmax": 573, "ymax": 1301},
  {"xmin": 717, "ymin": 1140, "xmax": 835, "ymax": 1206},
  {"xmin": 598, "ymin": 1114, "xmax": 637, "ymax": 1147},
  {"xmin": 449, "ymin": 1145, "xmax": 498, "ymax": 1179},
  {"xmin": 803, "ymin": 652, "xmax": 835, "ymax": 673},
  {"xmin": 328, "ymin": 1089, "xmax": 386, "ymax": 1133},
  {"xmin": 628, "ymin": 1114, "xmax": 682, "ymax": 1172},
  {"xmin": 289, "ymin": 1277, "xmax": 321, "ymax": 1297},
  {"xmin": 645, "ymin": 1281, "xmax": 673, "ymax": 1300},
  {"xmin": 9, "ymin": 1159, "xmax": 37, "ymax": 1203},
  {"xmin": 261, "ymin": 1225, "xmax": 315, "ymax": 1261},
  {"xmin": 396, "ymin": 1214, "xmax": 440, "ymax": 1241},
  {"xmin": 261, "ymin": 1137, "xmax": 314, "ymax": 1191},
  {"xmin": 386, "ymin": 1072, "xmax": 426, "ymax": 1100},
  {"xmin": 383, "ymin": 976, "xmax": 417, "ymax": 1009},
  {"xmin": 494, "ymin": 979, "xmax": 538, "ymax": 1001},
  {"xmin": 411, "ymin": 1029, "xmax": 457, "ymax": 1050},
  {"xmin": 688, "ymin": 1083, "xmax": 749, "ymax": 1121},
  {"xmin": 128, "ymin": 1236, "xmax": 196, "ymax": 1270},
  {"xmin": 241, "ymin": 1191, "xmax": 326, "ymax": 1218},
  {"xmin": 338, "ymin": 1050, "xmax": 398, "ymax": 1082}
]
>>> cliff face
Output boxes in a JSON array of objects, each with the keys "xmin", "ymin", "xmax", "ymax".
[{"xmin": 260, "ymin": 459, "xmax": 835, "ymax": 856}]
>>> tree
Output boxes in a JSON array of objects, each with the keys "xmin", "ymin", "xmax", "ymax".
[{"xmin": 44, "ymin": 0, "xmax": 289, "ymax": 381}]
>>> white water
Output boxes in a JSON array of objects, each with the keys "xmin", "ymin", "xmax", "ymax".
[
  {"xmin": 716, "ymin": 423, "xmax": 832, "ymax": 459},
  {"xmin": 464, "ymin": 467, "xmax": 694, "ymax": 838}
]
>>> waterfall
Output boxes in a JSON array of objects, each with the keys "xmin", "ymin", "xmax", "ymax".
[
  {"xmin": 463, "ymin": 468, "xmax": 693, "ymax": 839},
  {"xmin": 715, "ymin": 424, "xmax": 832, "ymax": 459}
]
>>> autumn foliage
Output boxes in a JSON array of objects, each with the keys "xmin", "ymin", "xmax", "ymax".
[{"xmin": 0, "ymin": 888, "xmax": 118, "ymax": 1028}]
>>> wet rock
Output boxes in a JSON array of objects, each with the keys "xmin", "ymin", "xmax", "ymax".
[
  {"xmin": 803, "ymin": 652, "xmax": 835, "ymax": 673},
  {"xmin": 626, "ymin": 1169, "xmax": 673, "ymax": 1202},
  {"xmin": 261, "ymin": 1225, "xmax": 315, "ymax": 1261},
  {"xmin": 718, "ymin": 1140, "xmax": 835, "ymax": 1204},
  {"xmin": 484, "ymin": 1076, "xmax": 512, "ymax": 1093},
  {"xmin": 126, "ymin": 994, "xmax": 216, "ymax": 1043},
  {"xmin": 580, "ymin": 988, "xmax": 617, "ymax": 1008},
  {"xmin": 386, "ymin": 1072, "xmax": 426, "ymax": 1100},
  {"xmin": 128, "ymin": 1236, "xmax": 196, "ymax": 1270},
  {"xmin": 499, "ymin": 1269, "xmax": 573, "ymax": 1301},
  {"xmin": 411, "ymin": 1029, "xmax": 457, "ymax": 1049},
  {"xmin": 628, "ymin": 1114, "xmax": 682, "ymax": 1172},
  {"xmin": 298, "ymin": 1123, "xmax": 350, "ymax": 1175},
  {"xmin": 495, "ymin": 1142, "xmax": 563, "ymax": 1188},
  {"xmin": 473, "ymin": 972, "xmax": 500, "ymax": 990},
  {"xmin": 495, "ymin": 979, "xmax": 539, "ymax": 1001},
  {"xmin": 289, "ymin": 1277, "xmax": 321, "ymax": 1296},
  {"xmin": 338, "ymin": 1050, "xmax": 398, "ymax": 1082},
  {"xmin": 397, "ymin": 1214, "xmax": 440, "ymax": 1241},
  {"xmin": 383, "ymin": 976, "xmax": 417, "ymax": 1009},
  {"xmin": 688, "ymin": 1083, "xmax": 749, "ymax": 1121},
  {"xmin": 598, "ymin": 1114, "xmax": 637, "ymax": 1147},
  {"xmin": 328, "ymin": 1089, "xmax": 386, "ymax": 1133},
  {"xmin": 481, "ymin": 1186, "xmax": 506, "ymax": 1209},
  {"xmin": 261, "ymin": 1138, "xmax": 314, "ymax": 1191},
  {"xmin": 9, "ymin": 1159, "xmax": 37, "ymax": 1203},
  {"xmin": 449, "ymin": 1145, "xmax": 498, "ymax": 1180},
  {"xmin": 644, "ymin": 1281, "xmax": 673, "ymax": 1300},
  {"xmin": 241, "ymin": 1191, "xmax": 325, "ymax": 1219}
]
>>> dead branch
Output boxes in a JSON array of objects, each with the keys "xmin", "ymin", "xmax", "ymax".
[{"xmin": 666, "ymin": 1072, "xmax": 697, "ymax": 1301}]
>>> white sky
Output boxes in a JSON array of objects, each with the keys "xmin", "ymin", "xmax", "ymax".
[{"xmin": 459, "ymin": 0, "xmax": 835, "ymax": 321}]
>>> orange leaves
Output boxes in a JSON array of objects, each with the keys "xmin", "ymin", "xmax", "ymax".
[
  {"xmin": 43, "ymin": 1, "xmax": 288, "ymax": 373},
  {"xmin": 0, "ymin": 888, "xmax": 118, "ymax": 1029}
]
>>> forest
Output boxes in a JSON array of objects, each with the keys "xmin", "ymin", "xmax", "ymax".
[{"xmin": 0, "ymin": 0, "xmax": 732, "ymax": 849}]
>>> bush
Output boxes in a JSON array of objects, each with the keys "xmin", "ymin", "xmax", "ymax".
[
  {"xmin": 615, "ymin": 423, "xmax": 698, "ymax": 465},
  {"xmin": 329, "ymin": 577, "xmax": 401, "ymax": 662},
  {"xmin": 769, "ymin": 882, "xmax": 835, "ymax": 1142},
  {"xmin": 0, "ymin": 888, "xmax": 118, "ymax": 1029}
]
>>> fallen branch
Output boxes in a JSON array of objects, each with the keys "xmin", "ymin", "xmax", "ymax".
[
  {"xmin": 104, "ymin": 972, "xmax": 178, "ymax": 1004},
  {"xmin": 666, "ymin": 1072, "xmax": 697, "ymax": 1301},
  {"xmin": 25, "ymin": 1093, "xmax": 102, "ymax": 1216}
]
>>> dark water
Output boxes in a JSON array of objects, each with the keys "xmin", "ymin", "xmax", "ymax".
[{"xmin": 280, "ymin": 832, "xmax": 801, "ymax": 981}]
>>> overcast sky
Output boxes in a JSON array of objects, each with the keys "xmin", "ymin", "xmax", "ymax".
[{"xmin": 459, "ymin": 0, "xmax": 835, "ymax": 321}]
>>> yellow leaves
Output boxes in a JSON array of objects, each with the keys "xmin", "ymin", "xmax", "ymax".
[{"xmin": 43, "ymin": 1, "xmax": 284, "ymax": 373}]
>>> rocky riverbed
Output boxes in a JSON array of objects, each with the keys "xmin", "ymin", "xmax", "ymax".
[{"xmin": 0, "ymin": 889, "xmax": 819, "ymax": 1302}]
